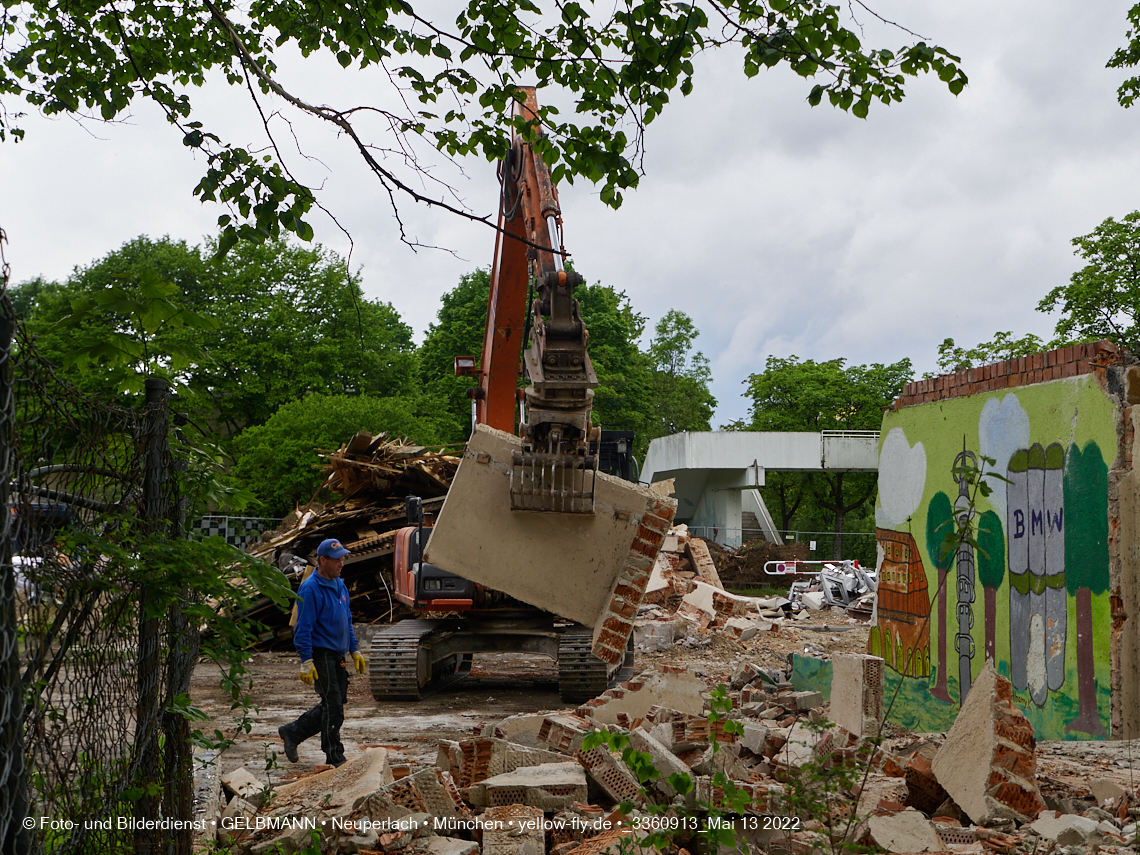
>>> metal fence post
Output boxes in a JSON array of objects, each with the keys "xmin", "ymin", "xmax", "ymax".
[
  {"xmin": 136, "ymin": 377, "xmax": 169, "ymax": 854},
  {"xmin": 0, "ymin": 314, "xmax": 30, "ymax": 855},
  {"xmin": 163, "ymin": 412, "xmax": 195, "ymax": 855}
]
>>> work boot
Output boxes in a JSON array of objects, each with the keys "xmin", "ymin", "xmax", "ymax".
[{"xmin": 278, "ymin": 725, "xmax": 299, "ymax": 763}]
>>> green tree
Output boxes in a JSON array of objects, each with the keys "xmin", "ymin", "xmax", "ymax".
[
  {"xmin": 231, "ymin": 394, "xmax": 431, "ymax": 516},
  {"xmin": 744, "ymin": 355, "xmax": 911, "ymax": 558},
  {"xmin": 1037, "ymin": 212, "xmax": 1140, "ymax": 352},
  {"xmin": 576, "ymin": 284, "xmax": 652, "ymax": 454},
  {"xmin": 930, "ymin": 332, "xmax": 1050, "ymax": 375},
  {"xmin": 419, "ymin": 269, "xmax": 656, "ymax": 451},
  {"xmin": 0, "ymin": 1, "xmax": 966, "ymax": 251},
  {"xmin": 11, "ymin": 236, "xmax": 210, "ymax": 400},
  {"xmin": 14, "ymin": 235, "xmax": 419, "ymax": 435},
  {"xmin": 647, "ymin": 310, "xmax": 716, "ymax": 438},
  {"xmin": 419, "ymin": 269, "xmax": 492, "ymax": 444},
  {"xmin": 182, "ymin": 237, "xmax": 418, "ymax": 435}
]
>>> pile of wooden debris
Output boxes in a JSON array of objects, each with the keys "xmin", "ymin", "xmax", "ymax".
[{"xmin": 243, "ymin": 430, "xmax": 461, "ymax": 647}]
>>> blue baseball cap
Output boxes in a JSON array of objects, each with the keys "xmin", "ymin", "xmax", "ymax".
[{"xmin": 316, "ymin": 538, "xmax": 350, "ymax": 558}]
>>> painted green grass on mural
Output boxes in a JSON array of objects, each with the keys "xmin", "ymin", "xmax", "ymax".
[{"xmin": 790, "ymin": 654, "xmax": 833, "ymax": 702}]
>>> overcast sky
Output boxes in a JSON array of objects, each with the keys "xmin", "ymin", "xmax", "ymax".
[{"xmin": 3, "ymin": 1, "xmax": 1140, "ymax": 426}]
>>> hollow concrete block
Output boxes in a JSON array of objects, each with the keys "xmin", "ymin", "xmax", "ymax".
[{"xmin": 830, "ymin": 654, "xmax": 884, "ymax": 738}]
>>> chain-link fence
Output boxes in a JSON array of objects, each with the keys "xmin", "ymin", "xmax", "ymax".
[
  {"xmin": 687, "ymin": 527, "xmax": 878, "ymax": 567},
  {"xmin": 0, "ymin": 231, "xmax": 198, "ymax": 853}
]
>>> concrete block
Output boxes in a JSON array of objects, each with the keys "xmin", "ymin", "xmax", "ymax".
[
  {"xmin": 425, "ymin": 426, "xmax": 676, "ymax": 664},
  {"xmin": 775, "ymin": 722, "xmax": 823, "ymax": 770},
  {"xmin": 577, "ymin": 745, "xmax": 642, "ymax": 803},
  {"xmin": 221, "ymin": 766, "xmax": 266, "ymax": 808},
  {"xmin": 721, "ymin": 617, "xmax": 771, "ymax": 641},
  {"xmin": 678, "ymin": 581, "xmax": 757, "ymax": 621},
  {"xmin": 855, "ymin": 776, "xmax": 911, "ymax": 816},
  {"xmin": 643, "ymin": 555, "xmax": 671, "ymax": 605},
  {"xmin": 800, "ymin": 591, "xmax": 825, "ymax": 610},
  {"xmin": 468, "ymin": 761, "xmax": 587, "ymax": 811},
  {"xmin": 685, "ymin": 539, "xmax": 723, "ymax": 589},
  {"xmin": 830, "ymin": 654, "xmax": 884, "ymax": 738},
  {"xmin": 1090, "ymin": 778, "xmax": 1126, "ymax": 806},
  {"xmin": 790, "ymin": 691, "xmax": 823, "ymax": 710},
  {"xmin": 628, "ymin": 727, "xmax": 692, "ymax": 798},
  {"xmin": 219, "ymin": 797, "xmax": 257, "ymax": 847},
  {"xmin": 441, "ymin": 737, "xmax": 567, "ymax": 788},
  {"xmin": 691, "ymin": 744, "xmax": 751, "ymax": 781},
  {"xmin": 730, "ymin": 662, "xmax": 760, "ymax": 690},
  {"xmin": 866, "ymin": 808, "xmax": 945, "ymax": 853},
  {"xmin": 587, "ymin": 667, "xmax": 705, "ymax": 726},
  {"xmin": 930, "ymin": 662, "xmax": 1045, "ymax": 825},
  {"xmin": 274, "ymin": 747, "xmax": 395, "ymax": 815},
  {"xmin": 481, "ymin": 805, "xmax": 546, "ymax": 855},
  {"xmin": 479, "ymin": 712, "xmax": 549, "ymax": 747},
  {"xmin": 633, "ymin": 619, "xmax": 674, "ymax": 652},
  {"xmin": 1029, "ymin": 812, "xmax": 1104, "ymax": 845},
  {"xmin": 740, "ymin": 723, "xmax": 768, "ymax": 755}
]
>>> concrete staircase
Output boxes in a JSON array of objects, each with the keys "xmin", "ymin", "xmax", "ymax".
[{"xmin": 742, "ymin": 512, "xmax": 764, "ymax": 542}]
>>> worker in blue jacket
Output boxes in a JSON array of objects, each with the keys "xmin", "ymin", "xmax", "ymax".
[{"xmin": 278, "ymin": 538, "xmax": 366, "ymax": 767}]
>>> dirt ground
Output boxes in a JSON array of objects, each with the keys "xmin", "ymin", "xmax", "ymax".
[{"xmin": 191, "ymin": 606, "xmax": 873, "ymax": 787}]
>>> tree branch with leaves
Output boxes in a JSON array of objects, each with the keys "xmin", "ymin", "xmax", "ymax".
[{"xmin": 1, "ymin": 0, "xmax": 966, "ymax": 254}]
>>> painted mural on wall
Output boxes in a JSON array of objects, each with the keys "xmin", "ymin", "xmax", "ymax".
[{"xmin": 871, "ymin": 376, "xmax": 1114, "ymax": 739}]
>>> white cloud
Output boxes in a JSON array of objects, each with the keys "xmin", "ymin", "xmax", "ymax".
[{"xmin": 2, "ymin": 2, "xmax": 1139, "ymax": 431}]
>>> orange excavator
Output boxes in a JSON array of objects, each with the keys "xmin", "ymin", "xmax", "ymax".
[{"xmin": 368, "ymin": 89, "xmax": 638, "ymax": 702}]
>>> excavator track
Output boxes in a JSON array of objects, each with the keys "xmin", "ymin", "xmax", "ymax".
[
  {"xmin": 369, "ymin": 619, "xmax": 472, "ymax": 701},
  {"xmin": 558, "ymin": 626, "xmax": 632, "ymax": 704}
]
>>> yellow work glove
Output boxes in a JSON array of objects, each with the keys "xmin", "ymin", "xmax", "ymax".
[
  {"xmin": 351, "ymin": 652, "xmax": 367, "ymax": 675},
  {"xmin": 299, "ymin": 659, "xmax": 317, "ymax": 687}
]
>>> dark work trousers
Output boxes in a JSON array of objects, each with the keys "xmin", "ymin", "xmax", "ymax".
[{"xmin": 280, "ymin": 647, "xmax": 349, "ymax": 765}]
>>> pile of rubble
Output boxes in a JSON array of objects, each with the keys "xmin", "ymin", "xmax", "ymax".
[
  {"xmin": 240, "ymin": 432, "xmax": 461, "ymax": 644},
  {"xmin": 202, "ymin": 659, "xmax": 1140, "ymax": 855},
  {"xmin": 633, "ymin": 526, "xmax": 872, "ymax": 659}
]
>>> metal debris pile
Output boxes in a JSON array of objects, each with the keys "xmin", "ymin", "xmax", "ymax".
[
  {"xmin": 240, "ymin": 431, "xmax": 460, "ymax": 646},
  {"xmin": 782, "ymin": 559, "xmax": 877, "ymax": 619}
]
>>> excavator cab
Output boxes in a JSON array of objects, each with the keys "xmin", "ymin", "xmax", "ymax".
[{"xmin": 392, "ymin": 497, "xmax": 474, "ymax": 610}]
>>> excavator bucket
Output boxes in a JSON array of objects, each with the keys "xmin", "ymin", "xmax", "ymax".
[
  {"xmin": 425, "ymin": 425, "xmax": 676, "ymax": 665},
  {"xmin": 509, "ymin": 451, "xmax": 597, "ymax": 514}
]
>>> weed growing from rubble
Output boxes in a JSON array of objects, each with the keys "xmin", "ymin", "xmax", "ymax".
[{"xmin": 772, "ymin": 720, "xmax": 878, "ymax": 855}]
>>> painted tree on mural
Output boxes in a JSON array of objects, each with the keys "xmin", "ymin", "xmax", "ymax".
[
  {"xmin": 976, "ymin": 509, "xmax": 1006, "ymax": 666},
  {"xmin": 1064, "ymin": 441, "xmax": 1109, "ymax": 737},
  {"xmin": 926, "ymin": 491, "xmax": 955, "ymax": 702}
]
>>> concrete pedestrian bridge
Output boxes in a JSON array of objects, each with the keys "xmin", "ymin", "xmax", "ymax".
[{"xmin": 640, "ymin": 430, "xmax": 880, "ymax": 547}]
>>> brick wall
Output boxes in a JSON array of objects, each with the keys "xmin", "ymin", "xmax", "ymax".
[{"xmin": 891, "ymin": 340, "xmax": 1121, "ymax": 410}]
